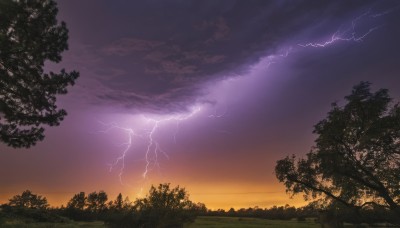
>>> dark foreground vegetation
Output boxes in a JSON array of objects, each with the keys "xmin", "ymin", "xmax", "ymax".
[
  {"xmin": 0, "ymin": 184, "xmax": 205, "ymax": 227},
  {"xmin": 204, "ymin": 203, "xmax": 399, "ymax": 226},
  {"xmin": 275, "ymin": 82, "xmax": 400, "ymax": 226},
  {"xmin": 1, "ymin": 185, "xmax": 399, "ymax": 227}
]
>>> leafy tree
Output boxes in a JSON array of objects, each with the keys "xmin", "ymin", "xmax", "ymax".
[
  {"xmin": 106, "ymin": 183, "xmax": 199, "ymax": 228},
  {"xmin": 87, "ymin": 191, "xmax": 108, "ymax": 213},
  {"xmin": 103, "ymin": 193, "xmax": 135, "ymax": 227},
  {"xmin": 97, "ymin": 191, "xmax": 108, "ymax": 212},
  {"xmin": 193, "ymin": 202, "xmax": 207, "ymax": 215},
  {"xmin": 8, "ymin": 190, "xmax": 49, "ymax": 209},
  {"xmin": 134, "ymin": 183, "xmax": 196, "ymax": 227},
  {"xmin": 65, "ymin": 192, "xmax": 96, "ymax": 221},
  {"xmin": 114, "ymin": 193, "xmax": 124, "ymax": 211},
  {"xmin": 87, "ymin": 191, "xmax": 98, "ymax": 212},
  {"xmin": 0, "ymin": 0, "xmax": 79, "ymax": 148},
  {"xmin": 109, "ymin": 193, "xmax": 130, "ymax": 212},
  {"xmin": 66, "ymin": 192, "xmax": 86, "ymax": 211},
  {"xmin": 275, "ymin": 82, "xmax": 400, "ymax": 219}
]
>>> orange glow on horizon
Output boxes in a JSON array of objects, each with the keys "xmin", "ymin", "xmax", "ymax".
[{"xmin": 0, "ymin": 182, "xmax": 307, "ymax": 210}]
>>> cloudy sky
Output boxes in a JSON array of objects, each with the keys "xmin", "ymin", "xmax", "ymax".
[{"xmin": 1, "ymin": 0, "xmax": 400, "ymax": 209}]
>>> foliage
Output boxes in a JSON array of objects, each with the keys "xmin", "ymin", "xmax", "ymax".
[
  {"xmin": 275, "ymin": 82, "xmax": 400, "ymax": 221},
  {"xmin": 103, "ymin": 183, "xmax": 200, "ymax": 228},
  {"xmin": 0, "ymin": 208, "xmax": 102, "ymax": 228},
  {"xmin": 1, "ymin": 203, "xmax": 69, "ymax": 224},
  {"xmin": 134, "ymin": 183, "xmax": 198, "ymax": 227},
  {"xmin": 4, "ymin": 190, "xmax": 70, "ymax": 224},
  {"xmin": 65, "ymin": 191, "xmax": 109, "ymax": 221},
  {"xmin": 206, "ymin": 205, "xmax": 302, "ymax": 221},
  {"xmin": 110, "ymin": 193, "xmax": 124, "ymax": 211},
  {"xmin": 87, "ymin": 191, "xmax": 108, "ymax": 213},
  {"xmin": 3, "ymin": 187, "xmax": 398, "ymax": 226},
  {"xmin": 0, "ymin": 0, "xmax": 79, "ymax": 148},
  {"xmin": 64, "ymin": 192, "xmax": 94, "ymax": 221},
  {"xmin": 66, "ymin": 192, "xmax": 86, "ymax": 211},
  {"xmin": 8, "ymin": 190, "xmax": 49, "ymax": 209},
  {"xmin": 107, "ymin": 193, "xmax": 132, "ymax": 212}
]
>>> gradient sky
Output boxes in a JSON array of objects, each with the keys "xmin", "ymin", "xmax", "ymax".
[{"xmin": 1, "ymin": 0, "xmax": 400, "ymax": 210}]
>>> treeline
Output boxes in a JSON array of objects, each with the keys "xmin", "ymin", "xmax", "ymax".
[
  {"xmin": 1, "ymin": 185, "xmax": 398, "ymax": 227},
  {"xmin": 205, "ymin": 204, "xmax": 308, "ymax": 220},
  {"xmin": 205, "ymin": 202, "xmax": 399, "ymax": 225},
  {"xmin": 0, "ymin": 183, "xmax": 206, "ymax": 227}
]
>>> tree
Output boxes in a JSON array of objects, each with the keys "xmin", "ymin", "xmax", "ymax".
[
  {"xmin": 0, "ymin": 0, "xmax": 79, "ymax": 148},
  {"xmin": 135, "ymin": 183, "xmax": 197, "ymax": 227},
  {"xmin": 66, "ymin": 192, "xmax": 87, "ymax": 211},
  {"xmin": 105, "ymin": 183, "xmax": 199, "ymax": 228},
  {"xmin": 8, "ymin": 190, "xmax": 49, "ymax": 209},
  {"xmin": 65, "ymin": 192, "xmax": 96, "ymax": 221},
  {"xmin": 275, "ymin": 82, "xmax": 400, "ymax": 220},
  {"xmin": 87, "ymin": 191, "xmax": 108, "ymax": 213},
  {"xmin": 114, "ymin": 193, "xmax": 123, "ymax": 211},
  {"xmin": 103, "ymin": 193, "xmax": 134, "ymax": 227},
  {"xmin": 109, "ymin": 193, "xmax": 126, "ymax": 211}
]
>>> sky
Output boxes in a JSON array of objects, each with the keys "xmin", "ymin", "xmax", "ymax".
[{"xmin": 1, "ymin": 0, "xmax": 400, "ymax": 210}]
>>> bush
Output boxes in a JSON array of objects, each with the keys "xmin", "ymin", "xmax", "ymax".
[
  {"xmin": 105, "ymin": 183, "xmax": 199, "ymax": 228},
  {"xmin": 0, "ymin": 205, "xmax": 69, "ymax": 224}
]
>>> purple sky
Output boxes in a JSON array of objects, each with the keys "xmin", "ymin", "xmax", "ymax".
[{"xmin": 1, "ymin": 0, "xmax": 400, "ymax": 209}]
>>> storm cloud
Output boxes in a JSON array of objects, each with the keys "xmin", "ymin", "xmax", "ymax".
[{"xmin": 57, "ymin": 0, "xmax": 393, "ymax": 113}]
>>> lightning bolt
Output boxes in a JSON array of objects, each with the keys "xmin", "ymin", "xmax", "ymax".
[
  {"xmin": 298, "ymin": 26, "xmax": 380, "ymax": 48},
  {"xmin": 98, "ymin": 106, "xmax": 201, "ymax": 183},
  {"xmin": 297, "ymin": 7, "xmax": 396, "ymax": 48},
  {"xmin": 97, "ymin": 121, "xmax": 135, "ymax": 184},
  {"xmin": 141, "ymin": 106, "xmax": 201, "ymax": 178},
  {"xmin": 256, "ymin": 5, "xmax": 397, "ymax": 68}
]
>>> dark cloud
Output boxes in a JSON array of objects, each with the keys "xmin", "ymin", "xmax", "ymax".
[
  {"xmin": 102, "ymin": 38, "xmax": 165, "ymax": 56},
  {"xmin": 59, "ymin": 0, "xmax": 388, "ymax": 113}
]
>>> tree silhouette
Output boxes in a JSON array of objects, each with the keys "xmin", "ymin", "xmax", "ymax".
[
  {"xmin": 107, "ymin": 183, "xmax": 198, "ymax": 228},
  {"xmin": 0, "ymin": 0, "xmax": 79, "ymax": 148},
  {"xmin": 135, "ymin": 183, "xmax": 195, "ymax": 227},
  {"xmin": 275, "ymin": 82, "xmax": 400, "ymax": 219},
  {"xmin": 113, "ymin": 193, "xmax": 123, "ymax": 211},
  {"xmin": 65, "ymin": 191, "xmax": 96, "ymax": 221},
  {"xmin": 109, "ymin": 193, "xmax": 130, "ymax": 212},
  {"xmin": 8, "ymin": 190, "xmax": 49, "ymax": 209},
  {"xmin": 66, "ymin": 192, "xmax": 86, "ymax": 211},
  {"xmin": 87, "ymin": 191, "xmax": 108, "ymax": 213}
]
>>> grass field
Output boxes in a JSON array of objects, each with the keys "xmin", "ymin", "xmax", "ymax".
[
  {"xmin": 1, "ymin": 216, "xmax": 319, "ymax": 228},
  {"xmin": 2, "ymin": 216, "xmax": 386, "ymax": 227},
  {"xmin": 0, "ymin": 220, "xmax": 106, "ymax": 228},
  {"xmin": 1, "ymin": 215, "xmax": 394, "ymax": 227},
  {"xmin": 186, "ymin": 216, "xmax": 320, "ymax": 228}
]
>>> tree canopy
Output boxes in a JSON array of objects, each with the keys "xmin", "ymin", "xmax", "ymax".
[
  {"xmin": 8, "ymin": 190, "xmax": 49, "ymax": 209},
  {"xmin": 275, "ymin": 82, "xmax": 400, "ymax": 218},
  {"xmin": 62, "ymin": 183, "xmax": 201, "ymax": 227},
  {"xmin": 0, "ymin": 0, "xmax": 79, "ymax": 148},
  {"xmin": 66, "ymin": 192, "xmax": 87, "ymax": 211},
  {"xmin": 134, "ymin": 183, "xmax": 198, "ymax": 227},
  {"xmin": 87, "ymin": 191, "xmax": 108, "ymax": 213}
]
